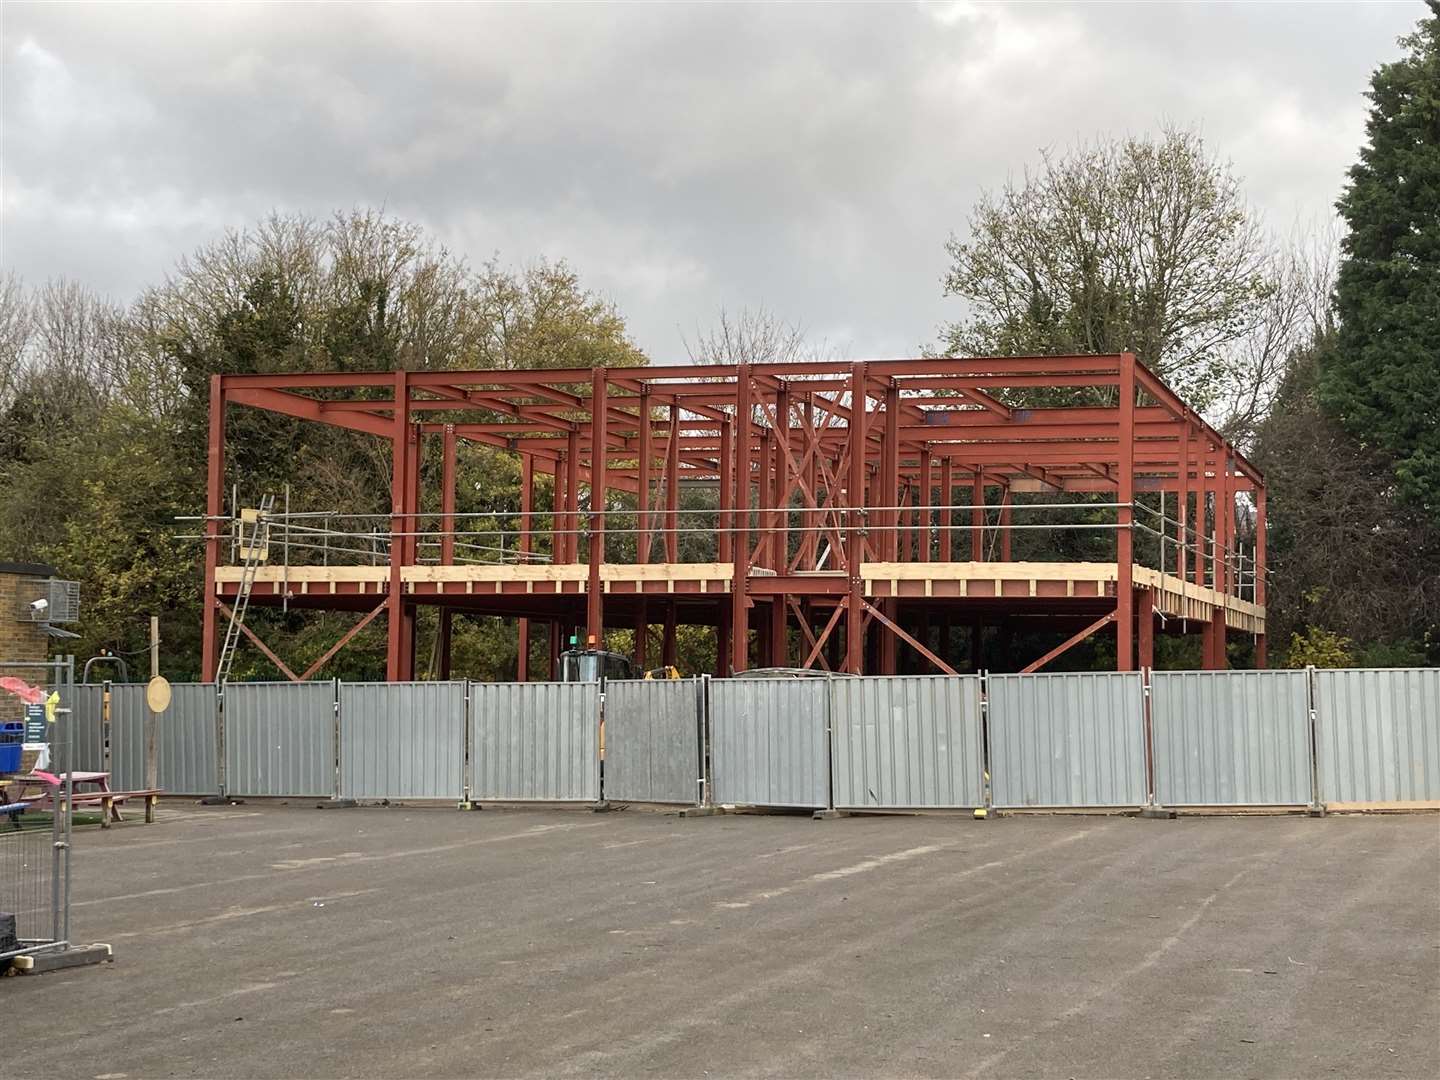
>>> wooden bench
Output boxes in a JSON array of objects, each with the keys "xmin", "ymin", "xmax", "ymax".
[{"xmin": 51, "ymin": 789, "xmax": 164, "ymax": 826}]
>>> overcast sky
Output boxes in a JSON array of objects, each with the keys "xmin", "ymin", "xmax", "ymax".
[{"xmin": 0, "ymin": 1, "xmax": 1422, "ymax": 361}]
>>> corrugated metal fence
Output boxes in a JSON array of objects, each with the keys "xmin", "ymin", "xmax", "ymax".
[
  {"xmin": 158, "ymin": 683, "xmax": 220, "ymax": 795},
  {"xmin": 831, "ymin": 676, "xmax": 984, "ymax": 809},
  {"xmin": 339, "ymin": 682, "xmax": 466, "ymax": 801},
  {"xmin": 603, "ymin": 679, "xmax": 704, "ymax": 804},
  {"xmin": 56, "ymin": 667, "xmax": 1436, "ymax": 813},
  {"xmin": 223, "ymin": 682, "xmax": 337, "ymax": 798},
  {"xmin": 1151, "ymin": 671, "xmax": 1313, "ymax": 807},
  {"xmin": 63, "ymin": 685, "xmax": 105, "ymax": 773},
  {"xmin": 710, "ymin": 678, "xmax": 831, "ymax": 809},
  {"xmin": 103, "ymin": 684, "xmax": 148, "ymax": 791},
  {"xmin": 988, "ymin": 672, "xmax": 1147, "ymax": 808},
  {"xmin": 1313, "ymin": 668, "xmax": 1440, "ymax": 805},
  {"xmin": 470, "ymin": 681, "xmax": 599, "ymax": 801}
]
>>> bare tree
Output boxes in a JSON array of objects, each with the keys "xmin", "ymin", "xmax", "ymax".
[
  {"xmin": 684, "ymin": 305, "xmax": 834, "ymax": 366},
  {"xmin": 1217, "ymin": 222, "xmax": 1339, "ymax": 448},
  {"xmin": 0, "ymin": 273, "xmax": 32, "ymax": 407}
]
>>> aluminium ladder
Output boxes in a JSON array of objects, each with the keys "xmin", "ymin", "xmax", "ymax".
[{"xmin": 216, "ymin": 493, "xmax": 275, "ymax": 685}]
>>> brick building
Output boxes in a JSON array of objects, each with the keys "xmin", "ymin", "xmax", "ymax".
[{"xmin": 0, "ymin": 561, "xmax": 62, "ymax": 685}]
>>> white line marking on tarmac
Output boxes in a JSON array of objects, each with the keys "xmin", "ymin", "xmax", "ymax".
[
  {"xmin": 109, "ymin": 889, "xmax": 380, "ymax": 940},
  {"xmin": 160, "ymin": 982, "xmax": 278, "ymax": 1014},
  {"xmin": 962, "ymin": 864, "xmax": 1253, "ymax": 1079},
  {"xmin": 73, "ymin": 822, "xmax": 605, "ymax": 908}
]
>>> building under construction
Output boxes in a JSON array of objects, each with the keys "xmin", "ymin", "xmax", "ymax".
[{"xmin": 198, "ymin": 353, "xmax": 1267, "ymax": 682}]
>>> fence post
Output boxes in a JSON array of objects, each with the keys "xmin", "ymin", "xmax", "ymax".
[
  {"xmin": 700, "ymin": 674, "xmax": 713, "ymax": 807},
  {"xmin": 1306, "ymin": 665, "xmax": 1324, "ymax": 815},
  {"xmin": 1142, "ymin": 666, "xmax": 1156, "ymax": 808},
  {"xmin": 332, "ymin": 678, "xmax": 342, "ymax": 801},
  {"xmin": 216, "ymin": 686, "xmax": 227, "ymax": 799},
  {"xmin": 460, "ymin": 679, "xmax": 474, "ymax": 810},
  {"xmin": 980, "ymin": 670, "xmax": 992, "ymax": 811},
  {"xmin": 828, "ymin": 675, "xmax": 841, "ymax": 810}
]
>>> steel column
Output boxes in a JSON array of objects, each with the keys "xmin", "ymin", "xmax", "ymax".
[
  {"xmin": 1115, "ymin": 352, "xmax": 1136, "ymax": 672},
  {"xmin": 386, "ymin": 370, "xmax": 409, "ymax": 680},
  {"xmin": 731, "ymin": 364, "xmax": 752, "ymax": 674},
  {"xmin": 939, "ymin": 457, "xmax": 953, "ymax": 562},
  {"xmin": 845, "ymin": 362, "xmax": 868, "ymax": 674},
  {"xmin": 718, "ymin": 418, "xmax": 733, "ymax": 564},
  {"xmin": 971, "ymin": 467, "xmax": 984, "ymax": 561},
  {"xmin": 565, "ymin": 430, "xmax": 581, "ymax": 565},
  {"xmin": 201, "ymin": 375, "xmax": 225, "ymax": 682},
  {"xmin": 440, "ymin": 424, "xmax": 457, "ymax": 565},
  {"xmin": 665, "ymin": 403, "xmax": 680, "ymax": 563},
  {"xmin": 637, "ymin": 389, "xmax": 652, "ymax": 563},
  {"xmin": 586, "ymin": 368, "xmax": 608, "ymax": 644},
  {"xmin": 517, "ymin": 451, "xmax": 533, "ymax": 681},
  {"xmin": 919, "ymin": 448, "xmax": 932, "ymax": 562}
]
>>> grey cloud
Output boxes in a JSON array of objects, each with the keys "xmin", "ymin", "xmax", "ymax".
[{"xmin": 0, "ymin": 1, "xmax": 1421, "ymax": 361}]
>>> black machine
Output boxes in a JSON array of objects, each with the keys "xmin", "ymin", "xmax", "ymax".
[{"xmin": 557, "ymin": 649, "xmax": 636, "ymax": 686}]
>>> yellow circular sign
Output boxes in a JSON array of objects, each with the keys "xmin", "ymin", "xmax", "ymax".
[{"xmin": 146, "ymin": 675, "xmax": 172, "ymax": 714}]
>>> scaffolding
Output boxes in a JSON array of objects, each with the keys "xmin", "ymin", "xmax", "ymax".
[{"xmin": 190, "ymin": 354, "xmax": 1268, "ymax": 680}]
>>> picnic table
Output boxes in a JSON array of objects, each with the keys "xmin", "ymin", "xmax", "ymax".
[{"xmin": 0, "ymin": 771, "xmax": 162, "ymax": 827}]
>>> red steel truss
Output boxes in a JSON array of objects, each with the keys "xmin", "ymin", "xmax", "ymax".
[{"xmin": 199, "ymin": 353, "xmax": 1267, "ymax": 681}]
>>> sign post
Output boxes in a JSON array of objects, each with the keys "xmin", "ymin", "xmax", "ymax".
[{"xmin": 145, "ymin": 616, "xmax": 170, "ymax": 793}]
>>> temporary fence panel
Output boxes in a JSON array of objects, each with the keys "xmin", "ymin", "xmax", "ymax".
[
  {"xmin": 1151, "ymin": 670, "xmax": 1312, "ymax": 807},
  {"xmin": 710, "ymin": 678, "xmax": 830, "ymax": 809},
  {"xmin": 1314, "ymin": 667, "xmax": 1440, "ymax": 805},
  {"xmin": 988, "ymin": 672, "xmax": 1146, "ymax": 808},
  {"xmin": 0, "ymin": 828, "xmax": 59, "ymax": 956},
  {"xmin": 469, "ymin": 682, "xmax": 599, "ymax": 801},
  {"xmin": 338, "ymin": 682, "xmax": 466, "ymax": 800},
  {"xmin": 157, "ymin": 683, "xmax": 220, "ymax": 796},
  {"xmin": 830, "ymin": 675, "xmax": 984, "ymax": 809},
  {"xmin": 103, "ymin": 684, "xmax": 148, "ymax": 792},
  {"xmin": 603, "ymin": 679, "xmax": 703, "ymax": 804},
  {"xmin": 223, "ymin": 681, "xmax": 336, "ymax": 798}
]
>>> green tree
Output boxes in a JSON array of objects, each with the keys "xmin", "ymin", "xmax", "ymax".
[
  {"xmin": 1251, "ymin": 339, "xmax": 1440, "ymax": 663},
  {"xmin": 0, "ymin": 211, "xmax": 648, "ymax": 682},
  {"xmin": 1321, "ymin": 4, "xmax": 1440, "ymax": 516},
  {"xmin": 940, "ymin": 127, "xmax": 1311, "ymax": 428}
]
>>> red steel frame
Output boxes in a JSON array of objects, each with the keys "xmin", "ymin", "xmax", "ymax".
[{"xmin": 199, "ymin": 353, "xmax": 1267, "ymax": 681}]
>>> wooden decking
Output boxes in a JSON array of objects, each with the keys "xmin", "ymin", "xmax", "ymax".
[{"xmin": 215, "ymin": 560, "xmax": 1264, "ymax": 632}]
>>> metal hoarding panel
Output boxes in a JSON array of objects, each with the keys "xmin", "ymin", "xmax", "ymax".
[
  {"xmin": 469, "ymin": 682, "xmax": 599, "ymax": 802},
  {"xmin": 157, "ymin": 683, "xmax": 220, "ymax": 796},
  {"xmin": 988, "ymin": 672, "xmax": 1146, "ymax": 808},
  {"xmin": 830, "ymin": 675, "xmax": 984, "ymax": 809},
  {"xmin": 104, "ymin": 684, "xmax": 148, "ymax": 791},
  {"xmin": 223, "ymin": 682, "xmax": 336, "ymax": 798},
  {"xmin": 1314, "ymin": 668, "xmax": 1440, "ymax": 805},
  {"xmin": 710, "ymin": 678, "xmax": 829, "ymax": 809},
  {"xmin": 602, "ymin": 679, "xmax": 702, "ymax": 804},
  {"xmin": 338, "ymin": 682, "xmax": 466, "ymax": 800},
  {"xmin": 60, "ymin": 685, "xmax": 105, "ymax": 773},
  {"xmin": 1151, "ymin": 670, "xmax": 1312, "ymax": 806}
]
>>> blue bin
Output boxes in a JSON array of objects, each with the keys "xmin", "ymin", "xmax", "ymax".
[{"xmin": 0, "ymin": 720, "xmax": 23, "ymax": 774}]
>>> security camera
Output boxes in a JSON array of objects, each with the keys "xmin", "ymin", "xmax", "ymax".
[{"xmin": 29, "ymin": 598, "xmax": 49, "ymax": 614}]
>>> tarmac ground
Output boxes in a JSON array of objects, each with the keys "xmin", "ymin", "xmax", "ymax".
[{"xmin": 3, "ymin": 803, "xmax": 1438, "ymax": 1078}]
